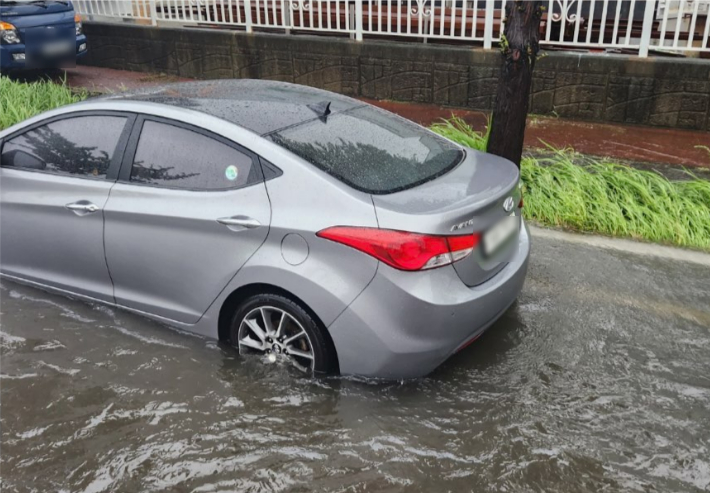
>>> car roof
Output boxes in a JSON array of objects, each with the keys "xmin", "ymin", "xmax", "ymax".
[{"xmin": 101, "ymin": 79, "xmax": 364, "ymax": 136}]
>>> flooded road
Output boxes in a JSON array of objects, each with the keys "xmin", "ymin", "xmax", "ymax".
[{"xmin": 2, "ymin": 236, "xmax": 710, "ymax": 493}]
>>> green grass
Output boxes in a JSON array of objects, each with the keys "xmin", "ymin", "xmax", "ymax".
[
  {"xmin": 432, "ymin": 116, "xmax": 710, "ymax": 251},
  {"xmin": 431, "ymin": 116, "xmax": 490, "ymax": 151},
  {"xmin": 0, "ymin": 76, "xmax": 87, "ymax": 131},
  {"xmin": 697, "ymin": 145, "xmax": 710, "ymax": 165}
]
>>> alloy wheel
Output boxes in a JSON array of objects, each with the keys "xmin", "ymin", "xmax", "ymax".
[{"xmin": 237, "ymin": 306, "xmax": 315, "ymax": 373}]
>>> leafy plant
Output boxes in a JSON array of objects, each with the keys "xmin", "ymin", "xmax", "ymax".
[
  {"xmin": 430, "ymin": 116, "xmax": 490, "ymax": 152},
  {"xmin": 697, "ymin": 145, "xmax": 710, "ymax": 164},
  {"xmin": 0, "ymin": 76, "xmax": 87, "ymax": 131},
  {"xmin": 433, "ymin": 118, "xmax": 710, "ymax": 251}
]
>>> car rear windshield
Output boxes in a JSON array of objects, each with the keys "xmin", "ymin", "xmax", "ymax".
[{"xmin": 267, "ymin": 106, "xmax": 464, "ymax": 194}]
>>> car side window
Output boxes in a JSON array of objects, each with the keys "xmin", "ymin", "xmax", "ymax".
[
  {"xmin": 129, "ymin": 121, "xmax": 256, "ymax": 190},
  {"xmin": 0, "ymin": 116, "xmax": 127, "ymax": 179}
]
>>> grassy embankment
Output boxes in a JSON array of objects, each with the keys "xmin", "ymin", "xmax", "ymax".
[
  {"xmin": 432, "ymin": 117, "xmax": 710, "ymax": 251},
  {"xmin": 0, "ymin": 76, "xmax": 86, "ymax": 130}
]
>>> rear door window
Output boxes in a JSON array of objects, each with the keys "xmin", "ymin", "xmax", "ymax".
[
  {"xmin": 129, "ymin": 121, "xmax": 257, "ymax": 190},
  {"xmin": 0, "ymin": 116, "xmax": 127, "ymax": 179},
  {"xmin": 267, "ymin": 105, "xmax": 464, "ymax": 194}
]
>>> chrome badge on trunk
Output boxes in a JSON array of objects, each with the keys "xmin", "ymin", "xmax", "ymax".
[{"xmin": 503, "ymin": 196, "xmax": 515, "ymax": 212}]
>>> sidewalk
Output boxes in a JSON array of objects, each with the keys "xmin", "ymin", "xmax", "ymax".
[
  {"xmin": 365, "ymin": 99, "xmax": 710, "ymax": 169},
  {"xmin": 62, "ymin": 65, "xmax": 709, "ymax": 169}
]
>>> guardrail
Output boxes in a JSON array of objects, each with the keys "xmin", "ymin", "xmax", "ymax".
[{"xmin": 74, "ymin": 0, "xmax": 710, "ymax": 57}]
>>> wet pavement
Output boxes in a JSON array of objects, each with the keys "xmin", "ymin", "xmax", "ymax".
[
  {"xmin": 2, "ymin": 235, "xmax": 710, "ymax": 493},
  {"xmin": 365, "ymin": 98, "xmax": 710, "ymax": 169}
]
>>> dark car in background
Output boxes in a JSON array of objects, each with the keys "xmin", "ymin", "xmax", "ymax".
[{"xmin": 0, "ymin": 0, "xmax": 86, "ymax": 71}]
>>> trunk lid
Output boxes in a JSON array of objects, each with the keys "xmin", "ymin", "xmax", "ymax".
[{"xmin": 372, "ymin": 149, "xmax": 522, "ymax": 286}]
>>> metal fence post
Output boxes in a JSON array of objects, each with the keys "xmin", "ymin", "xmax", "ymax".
[
  {"xmin": 149, "ymin": 0, "xmax": 157, "ymax": 25},
  {"xmin": 284, "ymin": 0, "xmax": 291, "ymax": 35},
  {"xmin": 355, "ymin": 0, "xmax": 363, "ymax": 41},
  {"xmin": 244, "ymin": 0, "xmax": 253, "ymax": 33},
  {"xmin": 639, "ymin": 0, "xmax": 657, "ymax": 57},
  {"xmin": 483, "ymin": 0, "xmax": 495, "ymax": 49}
]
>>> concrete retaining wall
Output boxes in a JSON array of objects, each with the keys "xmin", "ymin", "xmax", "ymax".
[{"xmin": 81, "ymin": 22, "xmax": 710, "ymax": 131}]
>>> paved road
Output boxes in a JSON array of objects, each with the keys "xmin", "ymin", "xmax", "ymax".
[{"xmin": 2, "ymin": 233, "xmax": 709, "ymax": 492}]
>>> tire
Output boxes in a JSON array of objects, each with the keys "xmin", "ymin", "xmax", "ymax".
[{"xmin": 229, "ymin": 293, "xmax": 337, "ymax": 375}]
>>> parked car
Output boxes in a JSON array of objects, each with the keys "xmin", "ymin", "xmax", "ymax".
[
  {"xmin": 0, "ymin": 80, "xmax": 530, "ymax": 379},
  {"xmin": 0, "ymin": 0, "xmax": 87, "ymax": 71}
]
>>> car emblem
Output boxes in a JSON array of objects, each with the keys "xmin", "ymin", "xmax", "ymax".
[{"xmin": 503, "ymin": 197, "xmax": 515, "ymax": 212}]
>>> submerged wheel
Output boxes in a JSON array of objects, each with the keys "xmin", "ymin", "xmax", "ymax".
[{"xmin": 229, "ymin": 294, "xmax": 336, "ymax": 374}]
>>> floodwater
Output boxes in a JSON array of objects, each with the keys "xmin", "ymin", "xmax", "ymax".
[{"xmin": 2, "ymin": 237, "xmax": 710, "ymax": 493}]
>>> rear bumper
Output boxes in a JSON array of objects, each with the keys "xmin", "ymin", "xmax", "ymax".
[
  {"xmin": 328, "ymin": 221, "xmax": 531, "ymax": 379},
  {"xmin": 0, "ymin": 34, "xmax": 87, "ymax": 70}
]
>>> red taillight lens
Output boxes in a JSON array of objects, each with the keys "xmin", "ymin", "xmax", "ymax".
[
  {"xmin": 446, "ymin": 234, "xmax": 479, "ymax": 261},
  {"xmin": 317, "ymin": 227, "xmax": 480, "ymax": 271}
]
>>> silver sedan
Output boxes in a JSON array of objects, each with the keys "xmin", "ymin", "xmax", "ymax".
[{"xmin": 0, "ymin": 80, "xmax": 530, "ymax": 379}]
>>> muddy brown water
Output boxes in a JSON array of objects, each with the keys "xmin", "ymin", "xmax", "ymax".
[{"xmin": 2, "ymin": 237, "xmax": 710, "ymax": 492}]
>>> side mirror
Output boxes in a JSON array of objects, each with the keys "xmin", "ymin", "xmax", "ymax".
[{"xmin": 1, "ymin": 150, "xmax": 47, "ymax": 170}]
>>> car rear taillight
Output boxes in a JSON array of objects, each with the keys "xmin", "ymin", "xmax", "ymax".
[{"xmin": 317, "ymin": 227, "xmax": 480, "ymax": 271}]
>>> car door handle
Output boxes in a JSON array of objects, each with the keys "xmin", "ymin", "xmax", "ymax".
[
  {"xmin": 65, "ymin": 201, "xmax": 100, "ymax": 215},
  {"xmin": 216, "ymin": 216, "xmax": 261, "ymax": 229}
]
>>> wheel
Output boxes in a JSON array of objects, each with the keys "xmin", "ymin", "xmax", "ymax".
[{"xmin": 229, "ymin": 293, "xmax": 337, "ymax": 375}]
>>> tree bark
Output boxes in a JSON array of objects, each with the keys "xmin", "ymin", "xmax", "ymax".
[{"xmin": 487, "ymin": 1, "xmax": 544, "ymax": 168}]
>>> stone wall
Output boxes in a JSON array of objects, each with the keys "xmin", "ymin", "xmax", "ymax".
[{"xmin": 81, "ymin": 22, "xmax": 710, "ymax": 131}]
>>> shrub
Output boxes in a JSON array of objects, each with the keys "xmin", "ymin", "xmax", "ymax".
[
  {"xmin": 432, "ymin": 117, "xmax": 710, "ymax": 250},
  {"xmin": 0, "ymin": 76, "xmax": 86, "ymax": 131}
]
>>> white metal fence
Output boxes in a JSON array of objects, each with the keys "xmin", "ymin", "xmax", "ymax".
[{"xmin": 74, "ymin": 0, "xmax": 710, "ymax": 57}]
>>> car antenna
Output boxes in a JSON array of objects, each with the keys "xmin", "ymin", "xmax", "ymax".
[{"xmin": 307, "ymin": 101, "xmax": 331, "ymax": 122}]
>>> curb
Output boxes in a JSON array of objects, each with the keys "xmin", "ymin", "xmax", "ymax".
[{"xmin": 529, "ymin": 225, "xmax": 710, "ymax": 267}]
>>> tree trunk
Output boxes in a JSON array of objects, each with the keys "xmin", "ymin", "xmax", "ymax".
[{"xmin": 487, "ymin": 1, "xmax": 544, "ymax": 168}]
